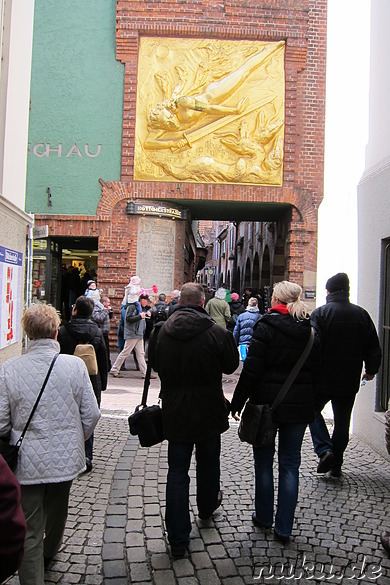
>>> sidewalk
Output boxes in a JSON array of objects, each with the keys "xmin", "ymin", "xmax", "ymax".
[{"xmin": 7, "ymin": 362, "xmax": 390, "ymax": 584}]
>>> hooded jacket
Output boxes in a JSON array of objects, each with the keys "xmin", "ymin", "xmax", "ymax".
[
  {"xmin": 310, "ymin": 290, "xmax": 381, "ymax": 395},
  {"xmin": 233, "ymin": 306, "xmax": 260, "ymax": 345},
  {"xmin": 205, "ymin": 296, "xmax": 231, "ymax": 329},
  {"xmin": 231, "ymin": 309, "xmax": 320, "ymax": 424},
  {"xmin": 58, "ymin": 317, "xmax": 108, "ymax": 401},
  {"xmin": 152, "ymin": 305, "xmax": 239, "ymax": 442}
]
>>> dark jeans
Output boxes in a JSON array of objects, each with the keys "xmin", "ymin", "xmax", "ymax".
[
  {"xmin": 165, "ymin": 436, "xmax": 221, "ymax": 547},
  {"xmin": 253, "ymin": 423, "xmax": 306, "ymax": 538},
  {"xmin": 309, "ymin": 394, "xmax": 356, "ymax": 469}
]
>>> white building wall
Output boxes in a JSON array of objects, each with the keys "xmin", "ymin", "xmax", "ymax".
[
  {"xmin": 0, "ymin": 0, "xmax": 34, "ymax": 364},
  {"xmin": 354, "ymin": 0, "xmax": 390, "ymax": 458}
]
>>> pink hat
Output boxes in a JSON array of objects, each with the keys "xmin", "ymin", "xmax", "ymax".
[{"xmin": 231, "ymin": 293, "xmax": 239, "ymax": 301}]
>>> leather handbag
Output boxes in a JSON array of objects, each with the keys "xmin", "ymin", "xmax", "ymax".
[
  {"xmin": 238, "ymin": 327, "xmax": 315, "ymax": 447},
  {"xmin": 128, "ymin": 328, "xmax": 164, "ymax": 448},
  {"xmin": 0, "ymin": 354, "xmax": 58, "ymax": 472}
]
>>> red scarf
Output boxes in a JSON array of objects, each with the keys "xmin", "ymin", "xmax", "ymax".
[{"xmin": 269, "ymin": 303, "xmax": 289, "ymax": 315}]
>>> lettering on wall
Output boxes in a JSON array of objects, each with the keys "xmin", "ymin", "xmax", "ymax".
[{"xmin": 28, "ymin": 143, "xmax": 102, "ymax": 158}]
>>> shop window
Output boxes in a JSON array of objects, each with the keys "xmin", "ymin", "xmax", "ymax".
[{"xmin": 379, "ymin": 239, "xmax": 390, "ymax": 411}]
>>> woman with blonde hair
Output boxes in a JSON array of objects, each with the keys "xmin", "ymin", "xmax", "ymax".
[
  {"xmin": 0, "ymin": 303, "xmax": 100, "ymax": 583},
  {"xmin": 231, "ymin": 281, "xmax": 318, "ymax": 543}
]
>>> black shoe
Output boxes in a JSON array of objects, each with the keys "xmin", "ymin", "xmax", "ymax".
[
  {"xmin": 381, "ymin": 530, "xmax": 390, "ymax": 554},
  {"xmin": 44, "ymin": 556, "xmax": 53, "ymax": 569},
  {"xmin": 83, "ymin": 458, "xmax": 93, "ymax": 473},
  {"xmin": 317, "ymin": 451, "xmax": 335, "ymax": 473},
  {"xmin": 198, "ymin": 490, "xmax": 223, "ymax": 520},
  {"xmin": 329, "ymin": 466, "xmax": 342, "ymax": 478},
  {"xmin": 170, "ymin": 543, "xmax": 187, "ymax": 558},
  {"xmin": 252, "ymin": 513, "xmax": 272, "ymax": 529},
  {"xmin": 274, "ymin": 530, "xmax": 290, "ymax": 544}
]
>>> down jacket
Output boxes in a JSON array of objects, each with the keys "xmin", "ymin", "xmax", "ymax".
[
  {"xmin": 311, "ymin": 291, "xmax": 381, "ymax": 396},
  {"xmin": 0, "ymin": 338, "xmax": 101, "ymax": 484},
  {"xmin": 233, "ymin": 306, "xmax": 260, "ymax": 345},
  {"xmin": 152, "ymin": 305, "xmax": 239, "ymax": 442},
  {"xmin": 231, "ymin": 308, "xmax": 320, "ymax": 424}
]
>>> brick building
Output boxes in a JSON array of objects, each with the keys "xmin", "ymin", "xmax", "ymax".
[{"xmin": 28, "ymin": 0, "xmax": 327, "ymax": 321}]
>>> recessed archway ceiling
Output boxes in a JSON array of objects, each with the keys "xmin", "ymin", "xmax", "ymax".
[{"xmin": 162, "ymin": 199, "xmax": 292, "ymax": 222}]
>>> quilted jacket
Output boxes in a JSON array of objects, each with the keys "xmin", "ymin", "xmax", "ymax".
[{"xmin": 0, "ymin": 338, "xmax": 101, "ymax": 484}]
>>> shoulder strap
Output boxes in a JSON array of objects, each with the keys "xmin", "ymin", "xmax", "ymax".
[
  {"xmin": 271, "ymin": 327, "xmax": 315, "ymax": 412},
  {"xmin": 16, "ymin": 354, "xmax": 58, "ymax": 447},
  {"xmin": 141, "ymin": 323, "xmax": 164, "ymax": 407}
]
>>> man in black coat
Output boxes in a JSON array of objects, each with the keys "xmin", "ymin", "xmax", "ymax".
[
  {"xmin": 151, "ymin": 282, "xmax": 239, "ymax": 557},
  {"xmin": 58, "ymin": 295, "xmax": 107, "ymax": 471},
  {"xmin": 309, "ymin": 273, "xmax": 381, "ymax": 477}
]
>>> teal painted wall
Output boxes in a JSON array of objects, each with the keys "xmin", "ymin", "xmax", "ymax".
[{"xmin": 26, "ymin": 1, "xmax": 124, "ymax": 215}]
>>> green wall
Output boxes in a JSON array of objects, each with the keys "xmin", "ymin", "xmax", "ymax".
[{"xmin": 26, "ymin": 1, "xmax": 124, "ymax": 215}]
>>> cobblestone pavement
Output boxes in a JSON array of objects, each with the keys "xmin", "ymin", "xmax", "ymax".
[{"xmin": 7, "ymin": 359, "xmax": 390, "ymax": 584}]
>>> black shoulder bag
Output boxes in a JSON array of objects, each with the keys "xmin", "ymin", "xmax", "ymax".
[
  {"xmin": 238, "ymin": 328, "xmax": 315, "ymax": 447},
  {"xmin": 0, "ymin": 354, "xmax": 58, "ymax": 471},
  {"xmin": 128, "ymin": 325, "xmax": 164, "ymax": 447}
]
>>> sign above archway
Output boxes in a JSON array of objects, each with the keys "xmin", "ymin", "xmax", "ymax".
[{"xmin": 134, "ymin": 38, "xmax": 285, "ymax": 186}]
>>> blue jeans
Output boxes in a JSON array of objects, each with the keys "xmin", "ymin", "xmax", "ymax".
[
  {"xmin": 165, "ymin": 436, "xmax": 221, "ymax": 547},
  {"xmin": 253, "ymin": 423, "xmax": 306, "ymax": 538},
  {"xmin": 309, "ymin": 394, "xmax": 356, "ymax": 469}
]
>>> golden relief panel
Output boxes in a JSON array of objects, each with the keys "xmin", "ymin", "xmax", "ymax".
[{"xmin": 134, "ymin": 38, "xmax": 285, "ymax": 186}]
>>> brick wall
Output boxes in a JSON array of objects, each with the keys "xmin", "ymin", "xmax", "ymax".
[{"xmin": 35, "ymin": 0, "xmax": 327, "ymax": 324}]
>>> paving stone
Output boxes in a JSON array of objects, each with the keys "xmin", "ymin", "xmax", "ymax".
[{"xmin": 129, "ymin": 562, "xmax": 151, "ymax": 582}]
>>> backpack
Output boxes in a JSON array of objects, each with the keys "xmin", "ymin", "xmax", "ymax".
[
  {"xmin": 74, "ymin": 343, "xmax": 98, "ymax": 376},
  {"xmin": 154, "ymin": 305, "xmax": 168, "ymax": 324}
]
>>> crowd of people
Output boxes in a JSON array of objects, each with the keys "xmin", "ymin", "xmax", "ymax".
[{"xmin": 0, "ymin": 271, "xmax": 386, "ymax": 579}]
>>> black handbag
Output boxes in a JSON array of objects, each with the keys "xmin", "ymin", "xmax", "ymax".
[
  {"xmin": 0, "ymin": 355, "xmax": 58, "ymax": 472},
  {"xmin": 238, "ymin": 328, "xmax": 314, "ymax": 447},
  {"xmin": 128, "ymin": 332, "xmax": 164, "ymax": 447}
]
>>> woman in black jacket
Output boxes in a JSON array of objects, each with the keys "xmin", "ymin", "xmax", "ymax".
[{"xmin": 231, "ymin": 281, "xmax": 319, "ymax": 542}]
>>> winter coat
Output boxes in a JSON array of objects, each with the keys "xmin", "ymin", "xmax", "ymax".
[
  {"xmin": 0, "ymin": 338, "xmax": 101, "ymax": 484},
  {"xmin": 58, "ymin": 317, "xmax": 108, "ymax": 403},
  {"xmin": 233, "ymin": 307, "xmax": 260, "ymax": 345},
  {"xmin": 0, "ymin": 455, "xmax": 26, "ymax": 583},
  {"xmin": 124, "ymin": 302, "xmax": 146, "ymax": 339},
  {"xmin": 91, "ymin": 301, "xmax": 111, "ymax": 335},
  {"xmin": 152, "ymin": 305, "xmax": 239, "ymax": 442},
  {"xmin": 227, "ymin": 300, "xmax": 245, "ymax": 332},
  {"xmin": 167, "ymin": 297, "xmax": 179, "ymax": 317},
  {"xmin": 311, "ymin": 291, "xmax": 381, "ymax": 396},
  {"xmin": 205, "ymin": 297, "xmax": 231, "ymax": 328},
  {"xmin": 230, "ymin": 309, "xmax": 320, "ymax": 424}
]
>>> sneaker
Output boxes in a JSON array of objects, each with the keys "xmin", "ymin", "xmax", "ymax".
[
  {"xmin": 317, "ymin": 451, "xmax": 335, "ymax": 473},
  {"xmin": 329, "ymin": 466, "xmax": 342, "ymax": 478},
  {"xmin": 198, "ymin": 490, "xmax": 223, "ymax": 520},
  {"xmin": 109, "ymin": 370, "xmax": 120, "ymax": 377}
]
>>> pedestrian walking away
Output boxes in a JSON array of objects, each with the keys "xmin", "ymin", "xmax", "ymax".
[
  {"xmin": 309, "ymin": 272, "xmax": 381, "ymax": 478},
  {"xmin": 0, "ymin": 303, "xmax": 100, "ymax": 584},
  {"xmin": 150, "ymin": 282, "xmax": 239, "ymax": 558},
  {"xmin": 58, "ymin": 295, "xmax": 107, "ymax": 472},
  {"xmin": 230, "ymin": 281, "xmax": 320, "ymax": 542}
]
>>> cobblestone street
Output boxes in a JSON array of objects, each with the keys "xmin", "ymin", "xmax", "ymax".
[{"xmin": 7, "ymin": 364, "xmax": 390, "ymax": 584}]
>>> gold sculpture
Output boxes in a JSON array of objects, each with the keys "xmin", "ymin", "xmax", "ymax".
[{"xmin": 134, "ymin": 38, "xmax": 285, "ymax": 185}]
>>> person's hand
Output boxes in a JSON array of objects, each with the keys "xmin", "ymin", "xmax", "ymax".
[
  {"xmin": 362, "ymin": 372, "xmax": 375, "ymax": 382},
  {"xmin": 140, "ymin": 312, "xmax": 146, "ymax": 319}
]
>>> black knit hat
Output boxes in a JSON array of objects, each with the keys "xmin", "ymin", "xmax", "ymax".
[{"xmin": 326, "ymin": 272, "xmax": 350, "ymax": 293}]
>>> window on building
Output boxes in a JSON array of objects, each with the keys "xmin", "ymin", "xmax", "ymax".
[{"xmin": 379, "ymin": 239, "xmax": 390, "ymax": 411}]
